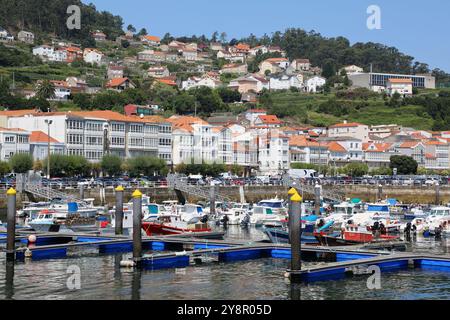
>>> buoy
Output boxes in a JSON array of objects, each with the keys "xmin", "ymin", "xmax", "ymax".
[
  {"xmin": 28, "ymin": 235, "xmax": 37, "ymax": 244},
  {"xmin": 120, "ymin": 260, "xmax": 136, "ymax": 268}
]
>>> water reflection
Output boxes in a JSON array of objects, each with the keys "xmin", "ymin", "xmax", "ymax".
[{"xmin": 2, "ymin": 226, "xmax": 450, "ymax": 299}]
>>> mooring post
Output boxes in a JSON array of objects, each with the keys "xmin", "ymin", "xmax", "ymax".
[
  {"xmin": 6, "ymin": 188, "xmax": 17, "ymax": 262},
  {"xmin": 435, "ymin": 182, "xmax": 440, "ymax": 205},
  {"xmin": 209, "ymin": 182, "xmax": 216, "ymax": 216},
  {"xmin": 314, "ymin": 183, "xmax": 321, "ymax": 216},
  {"xmin": 115, "ymin": 185, "xmax": 124, "ymax": 235},
  {"xmin": 79, "ymin": 183, "xmax": 85, "ymax": 200},
  {"xmin": 132, "ymin": 189, "xmax": 143, "ymax": 264},
  {"xmin": 288, "ymin": 187, "xmax": 297, "ymax": 244},
  {"xmin": 378, "ymin": 184, "xmax": 383, "ymax": 202},
  {"xmin": 289, "ymin": 192, "xmax": 303, "ymax": 282}
]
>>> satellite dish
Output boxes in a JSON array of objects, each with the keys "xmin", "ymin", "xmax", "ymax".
[{"xmin": 140, "ymin": 114, "xmax": 144, "ymax": 119}]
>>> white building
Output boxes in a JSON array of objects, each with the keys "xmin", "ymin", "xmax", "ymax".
[
  {"xmin": 83, "ymin": 49, "xmax": 104, "ymax": 64},
  {"xmin": 256, "ymin": 129, "xmax": 290, "ymax": 174},
  {"xmin": 0, "ymin": 128, "xmax": 30, "ymax": 161},
  {"xmin": 18, "ymin": 31, "xmax": 34, "ymax": 44},
  {"xmin": 29, "ymin": 131, "xmax": 65, "ymax": 161},
  {"xmin": 386, "ymin": 78, "xmax": 413, "ymax": 97},
  {"xmin": 305, "ymin": 76, "xmax": 326, "ymax": 93},
  {"xmin": 6, "ymin": 111, "xmax": 171, "ymax": 163},
  {"xmin": 328, "ymin": 122, "xmax": 370, "ymax": 143},
  {"xmin": 181, "ymin": 75, "xmax": 221, "ymax": 91},
  {"xmin": 169, "ymin": 116, "xmax": 217, "ymax": 165},
  {"xmin": 342, "ymin": 65, "xmax": 364, "ymax": 74},
  {"xmin": 269, "ymin": 74, "xmax": 304, "ymax": 90},
  {"xmin": 245, "ymin": 109, "xmax": 267, "ymax": 126}
]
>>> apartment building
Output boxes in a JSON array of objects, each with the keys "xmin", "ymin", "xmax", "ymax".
[
  {"xmin": 5, "ymin": 110, "xmax": 172, "ymax": 163},
  {"xmin": 0, "ymin": 128, "xmax": 30, "ymax": 161}
]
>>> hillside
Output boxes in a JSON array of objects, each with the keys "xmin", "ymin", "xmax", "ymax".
[{"xmin": 262, "ymin": 89, "xmax": 450, "ymax": 131}]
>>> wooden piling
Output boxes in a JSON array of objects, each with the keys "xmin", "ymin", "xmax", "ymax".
[
  {"xmin": 115, "ymin": 186, "xmax": 124, "ymax": 235},
  {"xmin": 6, "ymin": 188, "xmax": 16, "ymax": 262},
  {"xmin": 132, "ymin": 189, "xmax": 143, "ymax": 264}
]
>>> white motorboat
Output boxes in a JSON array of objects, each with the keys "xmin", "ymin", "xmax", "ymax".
[
  {"xmin": 250, "ymin": 206, "xmax": 285, "ymax": 226},
  {"xmin": 257, "ymin": 198, "xmax": 287, "ymax": 215}
]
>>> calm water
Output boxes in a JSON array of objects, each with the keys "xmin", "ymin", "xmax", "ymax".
[{"xmin": 2, "ymin": 226, "xmax": 450, "ymax": 300}]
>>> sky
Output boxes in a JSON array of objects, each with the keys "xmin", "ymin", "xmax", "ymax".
[{"xmin": 84, "ymin": 0, "xmax": 450, "ymax": 72}]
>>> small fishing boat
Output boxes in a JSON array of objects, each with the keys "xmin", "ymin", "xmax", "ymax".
[
  {"xmin": 142, "ymin": 215, "xmax": 211, "ymax": 236},
  {"xmin": 250, "ymin": 206, "xmax": 286, "ymax": 226},
  {"xmin": 28, "ymin": 209, "xmax": 64, "ymax": 232},
  {"xmin": 404, "ymin": 207, "xmax": 428, "ymax": 220}
]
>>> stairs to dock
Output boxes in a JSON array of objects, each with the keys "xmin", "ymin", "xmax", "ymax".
[{"xmin": 167, "ymin": 174, "xmax": 232, "ymax": 203}]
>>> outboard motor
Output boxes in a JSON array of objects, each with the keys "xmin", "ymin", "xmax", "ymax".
[
  {"xmin": 241, "ymin": 214, "xmax": 250, "ymax": 228},
  {"xmin": 404, "ymin": 222, "xmax": 412, "ymax": 234},
  {"xmin": 200, "ymin": 215, "xmax": 209, "ymax": 224}
]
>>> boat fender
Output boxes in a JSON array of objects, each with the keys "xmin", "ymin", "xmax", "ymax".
[
  {"xmin": 175, "ymin": 251, "xmax": 187, "ymax": 256},
  {"xmin": 25, "ymin": 248, "xmax": 32, "ymax": 258},
  {"xmin": 28, "ymin": 235, "xmax": 37, "ymax": 244},
  {"xmin": 120, "ymin": 260, "xmax": 136, "ymax": 268}
]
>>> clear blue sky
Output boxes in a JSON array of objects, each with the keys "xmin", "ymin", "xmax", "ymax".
[{"xmin": 84, "ymin": 0, "xmax": 450, "ymax": 72}]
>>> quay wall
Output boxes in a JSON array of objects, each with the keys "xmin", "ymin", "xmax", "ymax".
[{"xmin": 0, "ymin": 185, "xmax": 446, "ymax": 208}]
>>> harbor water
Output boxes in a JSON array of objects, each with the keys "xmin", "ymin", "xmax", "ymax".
[{"xmin": 2, "ymin": 225, "xmax": 450, "ymax": 300}]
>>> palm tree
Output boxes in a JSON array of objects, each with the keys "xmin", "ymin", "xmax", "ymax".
[{"xmin": 36, "ymin": 80, "xmax": 56, "ymax": 101}]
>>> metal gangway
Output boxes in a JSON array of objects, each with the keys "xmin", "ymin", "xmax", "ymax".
[
  {"xmin": 282, "ymin": 175, "xmax": 346, "ymax": 202},
  {"xmin": 167, "ymin": 174, "xmax": 232, "ymax": 203},
  {"xmin": 17, "ymin": 173, "xmax": 85, "ymax": 204}
]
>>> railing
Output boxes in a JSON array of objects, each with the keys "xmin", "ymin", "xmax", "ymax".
[
  {"xmin": 167, "ymin": 174, "xmax": 232, "ymax": 202},
  {"xmin": 24, "ymin": 183, "xmax": 84, "ymax": 203}
]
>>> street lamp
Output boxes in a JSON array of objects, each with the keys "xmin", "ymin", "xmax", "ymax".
[
  {"xmin": 44, "ymin": 119, "xmax": 53, "ymax": 180},
  {"xmin": 103, "ymin": 122, "xmax": 110, "ymax": 156}
]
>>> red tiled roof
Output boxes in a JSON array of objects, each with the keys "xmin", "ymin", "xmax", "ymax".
[
  {"xmin": 106, "ymin": 77, "xmax": 130, "ymax": 88},
  {"xmin": 327, "ymin": 141, "xmax": 347, "ymax": 153},
  {"xmin": 329, "ymin": 122, "xmax": 362, "ymax": 128},
  {"xmin": 30, "ymin": 131, "xmax": 60, "ymax": 143},
  {"xmin": 257, "ymin": 115, "xmax": 282, "ymax": 125}
]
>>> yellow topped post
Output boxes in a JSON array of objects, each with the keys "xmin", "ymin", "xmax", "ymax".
[
  {"xmin": 6, "ymin": 187, "xmax": 17, "ymax": 261},
  {"xmin": 291, "ymin": 192, "xmax": 302, "ymax": 202},
  {"xmin": 132, "ymin": 189, "xmax": 143, "ymax": 198},
  {"xmin": 115, "ymin": 185, "xmax": 125, "ymax": 235},
  {"xmin": 288, "ymin": 187, "xmax": 297, "ymax": 196}
]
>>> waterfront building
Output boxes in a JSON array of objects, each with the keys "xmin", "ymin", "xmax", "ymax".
[{"xmin": 348, "ymin": 72, "xmax": 436, "ymax": 92}]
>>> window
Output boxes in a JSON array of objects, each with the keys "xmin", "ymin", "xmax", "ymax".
[
  {"xmin": 86, "ymin": 122, "xmax": 102, "ymax": 132},
  {"xmin": 159, "ymin": 138, "xmax": 171, "ymax": 146},
  {"xmin": 67, "ymin": 134, "xmax": 83, "ymax": 145},
  {"xmin": 111, "ymin": 137, "xmax": 125, "ymax": 146},
  {"xmin": 111, "ymin": 123, "xmax": 125, "ymax": 132},
  {"xmin": 67, "ymin": 120, "xmax": 83, "ymax": 130},
  {"xmin": 130, "ymin": 124, "xmax": 143, "ymax": 133},
  {"xmin": 86, "ymin": 136, "xmax": 103, "ymax": 146},
  {"xmin": 4, "ymin": 136, "xmax": 15, "ymax": 143}
]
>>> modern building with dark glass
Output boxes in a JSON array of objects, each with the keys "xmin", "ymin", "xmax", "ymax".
[{"xmin": 348, "ymin": 72, "xmax": 435, "ymax": 91}]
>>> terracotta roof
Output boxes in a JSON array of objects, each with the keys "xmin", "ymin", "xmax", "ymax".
[
  {"xmin": 363, "ymin": 143, "xmax": 393, "ymax": 152},
  {"xmin": 327, "ymin": 141, "xmax": 347, "ymax": 153},
  {"xmin": 143, "ymin": 35, "xmax": 161, "ymax": 42},
  {"xmin": 106, "ymin": 77, "xmax": 130, "ymax": 88},
  {"xmin": 399, "ymin": 141, "xmax": 421, "ymax": 148},
  {"xmin": 425, "ymin": 153, "xmax": 437, "ymax": 159},
  {"xmin": 425, "ymin": 140, "xmax": 447, "ymax": 146},
  {"xmin": 290, "ymin": 135, "xmax": 322, "ymax": 148},
  {"xmin": 0, "ymin": 110, "xmax": 40, "ymax": 117},
  {"xmin": 235, "ymin": 43, "xmax": 250, "ymax": 51},
  {"xmin": 257, "ymin": 115, "xmax": 282, "ymax": 125},
  {"xmin": 329, "ymin": 122, "xmax": 362, "ymax": 128},
  {"xmin": 388, "ymin": 78, "xmax": 413, "ymax": 84},
  {"xmin": 0, "ymin": 127, "xmax": 27, "ymax": 133},
  {"xmin": 156, "ymin": 78, "xmax": 177, "ymax": 86},
  {"xmin": 30, "ymin": 131, "xmax": 60, "ymax": 143}
]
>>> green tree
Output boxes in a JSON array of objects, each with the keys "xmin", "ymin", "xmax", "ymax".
[
  {"xmin": 35, "ymin": 80, "xmax": 56, "ymax": 101},
  {"xmin": 343, "ymin": 163, "xmax": 369, "ymax": 177},
  {"xmin": 9, "ymin": 153, "xmax": 33, "ymax": 174},
  {"xmin": 127, "ymin": 156, "xmax": 168, "ymax": 177},
  {"xmin": 101, "ymin": 155, "xmax": 123, "ymax": 177},
  {"xmin": 127, "ymin": 24, "xmax": 136, "ymax": 33},
  {"xmin": 390, "ymin": 155, "xmax": 418, "ymax": 175},
  {"xmin": 0, "ymin": 161, "xmax": 11, "ymax": 176}
]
